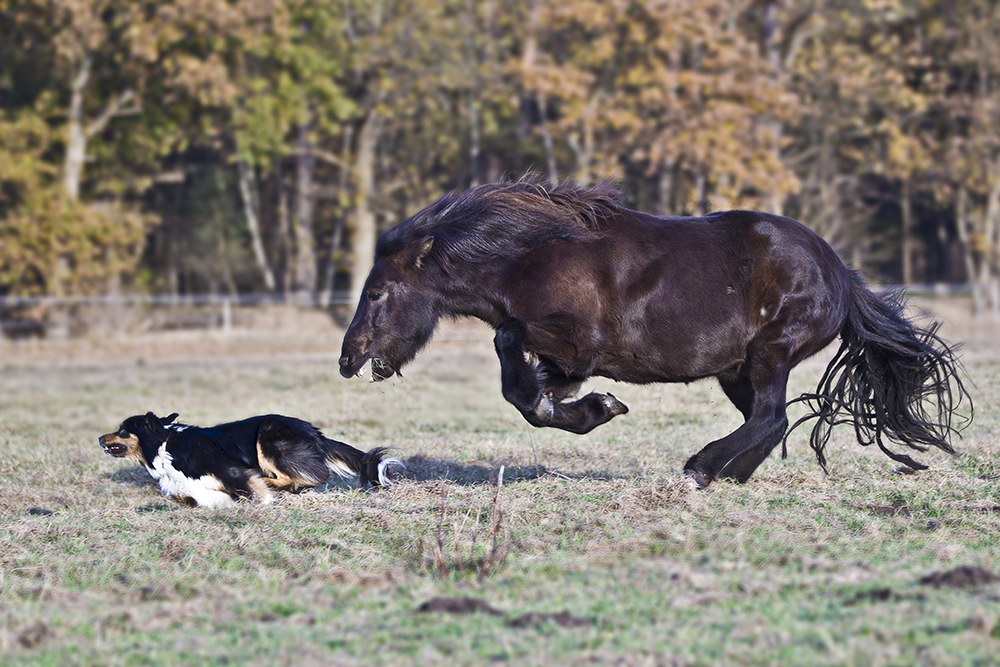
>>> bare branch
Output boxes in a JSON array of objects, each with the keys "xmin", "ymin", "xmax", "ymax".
[
  {"xmin": 85, "ymin": 89, "xmax": 141, "ymax": 138},
  {"xmin": 288, "ymin": 146, "xmax": 348, "ymax": 170}
]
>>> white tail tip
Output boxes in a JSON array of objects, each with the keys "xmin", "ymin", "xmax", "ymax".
[{"xmin": 377, "ymin": 457, "xmax": 405, "ymax": 486}]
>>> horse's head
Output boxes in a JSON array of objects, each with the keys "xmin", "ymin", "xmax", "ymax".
[{"xmin": 340, "ymin": 236, "xmax": 439, "ymax": 382}]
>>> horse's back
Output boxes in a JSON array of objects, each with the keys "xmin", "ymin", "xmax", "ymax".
[{"xmin": 505, "ymin": 208, "xmax": 852, "ymax": 383}]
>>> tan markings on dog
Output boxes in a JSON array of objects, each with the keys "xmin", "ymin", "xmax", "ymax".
[
  {"xmin": 98, "ymin": 433, "xmax": 146, "ymax": 466},
  {"xmin": 256, "ymin": 440, "xmax": 323, "ymax": 490},
  {"xmin": 247, "ymin": 474, "xmax": 276, "ymax": 504}
]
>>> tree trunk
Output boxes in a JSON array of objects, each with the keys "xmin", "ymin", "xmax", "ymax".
[
  {"xmin": 277, "ymin": 171, "xmax": 293, "ymax": 294},
  {"xmin": 954, "ymin": 184, "xmax": 984, "ymax": 315},
  {"xmin": 569, "ymin": 92, "xmax": 600, "ymax": 186},
  {"xmin": 236, "ymin": 160, "xmax": 277, "ymax": 292},
  {"xmin": 349, "ymin": 112, "xmax": 382, "ymax": 311},
  {"xmin": 983, "ymin": 160, "xmax": 1000, "ymax": 319},
  {"xmin": 695, "ymin": 170, "xmax": 707, "ymax": 216},
  {"xmin": 216, "ymin": 218, "xmax": 239, "ymax": 299},
  {"xmin": 321, "ymin": 125, "xmax": 353, "ymax": 303},
  {"xmin": 469, "ymin": 91, "xmax": 481, "ymax": 188},
  {"xmin": 901, "ymin": 178, "xmax": 913, "ymax": 285},
  {"xmin": 63, "ymin": 54, "xmax": 90, "ymax": 201},
  {"xmin": 293, "ymin": 123, "xmax": 317, "ymax": 299},
  {"xmin": 657, "ymin": 159, "xmax": 675, "ymax": 215},
  {"xmin": 62, "ymin": 53, "xmax": 138, "ymax": 202},
  {"xmin": 537, "ymin": 93, "xmax": 558, "ymax": 186}
]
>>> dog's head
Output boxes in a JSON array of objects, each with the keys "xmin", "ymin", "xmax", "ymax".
[{"xmin": 99, "ymin": 412, "xmax": 179, "ymax": 465}]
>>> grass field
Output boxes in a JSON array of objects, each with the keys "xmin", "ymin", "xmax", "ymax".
[{"xmin": 1, "ymin": 299, "xmax": 998, "ymax": 666}]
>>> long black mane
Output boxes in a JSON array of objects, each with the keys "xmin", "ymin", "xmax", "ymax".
[{"xmin": 375, "ymin": 178, "xmax": 624, "ymax": 265}]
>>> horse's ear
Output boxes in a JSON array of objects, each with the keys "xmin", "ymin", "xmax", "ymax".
[{"xmin": 407, "ymin": 236, "xmax": 434, "ymax": 269}]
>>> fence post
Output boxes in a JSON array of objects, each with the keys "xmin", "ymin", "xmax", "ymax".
[
  {"xmin": 221, "ymin": 297, "xmax": 232, "ymax": 332},
  {"xmin": 991, "ymin": 277, "xmax": 999, "ymax": 323}
]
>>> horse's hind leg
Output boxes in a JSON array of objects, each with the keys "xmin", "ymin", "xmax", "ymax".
[
  {"xmin": 494, "ymin": 318, "xmax": 628, "ymax": 434},
  {"xmin": 684, "ymin": 355, "xmax": 791, "ymax": 487}
]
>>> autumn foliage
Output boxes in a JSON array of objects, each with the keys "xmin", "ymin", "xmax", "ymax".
[{"xmin": 1, "ymin": 0, "xmax": 998, "ymax": 306}]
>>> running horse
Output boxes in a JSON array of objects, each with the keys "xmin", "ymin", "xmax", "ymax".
[{"xmin": 339, "ymin": 179, "xmax": 970, "ymax": 486}]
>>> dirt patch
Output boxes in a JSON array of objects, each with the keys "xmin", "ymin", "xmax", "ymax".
[
  {"xmin": 417, "ymin": 597, "xmax": 591, "ymax": 629},
  {"xmin": 16, "ymin": 621, "xmax": 54, "ymax": 649},
  {"xmin": 161, "ymin": 536, "xmax": 189, "ymax": 561},
  {"xmin": 844, "ymin": 588, "xmax": 895, "ymax": 606},
  {"xmin": 417, "ymin": 596, "xmax": 503, "ymax": 615},
  {"xmin": 26, "ymin": 507, "xmax": 54, "ymax": 516},
  {"xmin": 919, "ymin": 566, "xmax": 1000, "ymax": 589},
  {"xmin": 863, "ymin": 504, "xmax": 913, "ymax": 517},
  {"xmin": 506, "ymin": 610, "xmax": 591, "ymax": 629}
]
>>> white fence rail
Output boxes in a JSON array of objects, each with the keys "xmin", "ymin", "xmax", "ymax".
[{"xmin": 0, "ymin": 291, "xmax": 357, "ymax": 339}]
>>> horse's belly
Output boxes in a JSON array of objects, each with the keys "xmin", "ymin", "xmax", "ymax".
[{"xmin": 595, "ymin": 317, "xmax": 750, "ymax": 384}]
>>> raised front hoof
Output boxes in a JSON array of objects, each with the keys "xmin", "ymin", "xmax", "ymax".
[
  {"xmin": 603, "ymin": 393, "xmax": 629, "ymax": 416},
  {"xmin": 683, "ymin": 468, "xmax": 712, "ymax": 489}
]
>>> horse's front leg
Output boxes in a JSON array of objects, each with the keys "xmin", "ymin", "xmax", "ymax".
[{"xmin": 493, "ymin": 318, "xmax": 628, "ymax": 434}]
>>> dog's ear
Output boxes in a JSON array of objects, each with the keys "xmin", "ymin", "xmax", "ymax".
[
  {"xmin": 144, "ymin": 412, "xmax": 167, "ymax": 440},
  {"xmin": 162, "ymin": 413, "xmax": 179, "ymax": 425}
]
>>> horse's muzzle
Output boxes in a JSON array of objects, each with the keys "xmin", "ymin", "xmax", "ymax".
[{"xmin": 339, "ymin": 354, "xmax": 363, "ymax": 378}]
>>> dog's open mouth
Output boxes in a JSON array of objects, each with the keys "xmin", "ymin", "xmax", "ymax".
[
  {"xmin": 99, "ymin": 435, "xmax": 131, "ymax": 458},
  {"xmin": 102, "ymin": 443, "xmax": 126, "ymax": 457}
]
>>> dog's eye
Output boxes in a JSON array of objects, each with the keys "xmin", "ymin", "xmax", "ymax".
[{"xmin": 118, "ymin": 430, "xmax": 128, "ymax": 437}]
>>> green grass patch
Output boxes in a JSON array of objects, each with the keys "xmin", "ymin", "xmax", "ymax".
[{"xmin": 1, "ymin": 314, "xmax": 998, "ymax": 664}]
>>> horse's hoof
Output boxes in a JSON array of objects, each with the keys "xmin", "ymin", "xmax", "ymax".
[
  {"xmin": 533, "ymin": 394, "xmax": 554, "ymax": 422},
  {"xmin": 683, "ymin": 469, "xmax": 711, "ymax": 489},
  {"xmin": 604, "ymin": 393, "xmax": 629, "ymax": 416}
]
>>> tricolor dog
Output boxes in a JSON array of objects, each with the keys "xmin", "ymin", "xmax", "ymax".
[{"xmin": 99, "ymin": 412, "xmax": 401, "ymax": 508}]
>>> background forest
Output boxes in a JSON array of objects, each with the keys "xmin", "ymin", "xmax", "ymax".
[{"xmin": 2, "ymin": 0, "xmax": 999, "ymax": 313}]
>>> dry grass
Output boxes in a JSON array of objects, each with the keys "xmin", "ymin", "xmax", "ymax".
[{"xmin": 1, "ymin": 298, "xmax": 998, "ymax": 665}]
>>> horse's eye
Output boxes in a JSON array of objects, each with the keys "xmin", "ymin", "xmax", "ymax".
[{"xmin": 367, "ymin": 291, "xmax": 383, "ymax": 302}]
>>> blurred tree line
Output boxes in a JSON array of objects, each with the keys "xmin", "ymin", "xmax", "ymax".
[{"xmin": 1, "ymin": 0, "xmax": 999, "ymax": 313}]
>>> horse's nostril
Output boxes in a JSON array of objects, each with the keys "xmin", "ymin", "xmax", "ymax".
[{"xmin": 339, "ymin": 355, "xmax": 353, "ymax": 369}]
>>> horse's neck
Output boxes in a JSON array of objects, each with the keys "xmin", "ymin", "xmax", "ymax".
[{"xmin": 438, "ymin": 265, "xmax": 506, "ymax": 327}]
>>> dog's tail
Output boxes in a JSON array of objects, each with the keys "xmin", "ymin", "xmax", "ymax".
[{"xmin": 324, "ymin": 440, "xmax": 404, "ymax": 488}]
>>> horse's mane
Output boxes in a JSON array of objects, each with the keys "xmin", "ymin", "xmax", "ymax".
[{"xmin": 376, "ymin": 177, "xmax": 624, "ymax": 264}]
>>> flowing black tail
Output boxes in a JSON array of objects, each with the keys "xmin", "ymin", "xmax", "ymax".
[{"xmin": 787, "ymin": 271, "xmax": 972, "ymax": 471}]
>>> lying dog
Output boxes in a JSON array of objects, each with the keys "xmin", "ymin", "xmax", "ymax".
[{"xmin": 100, "ymin": 412, "xmax": 401, "ymax": 508}]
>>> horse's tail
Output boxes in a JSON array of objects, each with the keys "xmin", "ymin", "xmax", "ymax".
[
  {"xmin": 786, "ymin": 271, "xmax": 972, "ymax": 471},
  {"xmin": 323, "ymin": 440, "xmax": 405, "ymax": 488}
]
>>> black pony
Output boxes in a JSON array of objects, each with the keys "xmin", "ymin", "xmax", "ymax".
[{"xmin": 339, "ymin": 178, "xmax": 970, "ymax": 486}]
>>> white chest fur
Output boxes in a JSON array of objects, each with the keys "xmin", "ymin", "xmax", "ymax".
[{"xmin": 147, "ymin": 443, "xmax": 236, "ymax": 509}]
